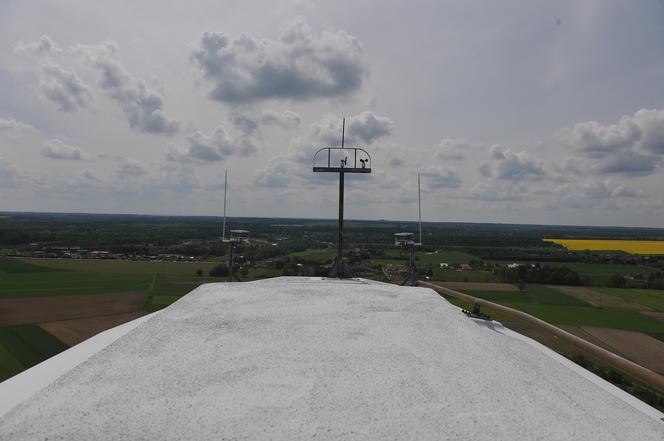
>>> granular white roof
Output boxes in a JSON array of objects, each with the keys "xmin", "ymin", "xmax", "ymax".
[{"xmin": 1, "ymin": 277, "xmax": 662, "ymax": 440}]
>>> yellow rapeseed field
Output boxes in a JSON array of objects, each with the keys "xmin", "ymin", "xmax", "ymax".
[{"xmin": 544, "ymin": 239, "xmax": 664, "ymax": 255}]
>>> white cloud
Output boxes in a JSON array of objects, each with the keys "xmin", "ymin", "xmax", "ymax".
[
  {"xmin": 254, "ymin": 158, "xmax": 290, "ymax": 187},
  {"xmin": 192, "ymin": 17, "xmax": 366, "ymax": 104},
  {"xmin": 0, "ymin": 158, "xmax": 23, "ymax": 188},
  {"xmin": 14, "ymin": 35, "xmax": 62, "ymax": 56},
  {"xmin": 167, "ymin": 126, "xmax": 248, "ymax": 162},
  {"xmin": 436, "ymin": 138, "xmax": 473, "ymax": 161},
  {"xmin": 594, "ymin": 151, "xmax": 660, "ymax": 176},
  {"xmin": 75, "ymin": 40, "xmax": 178, "ymax": 135},
  {"xmin": 481, "ymin": 146, "xmax": 546, "ymax": 181},
  {"xmin": 38, "ymin": 63, "xmax": 92, "ymax": 111},
  {"xmin": 553, "ymin": 179, "xmax": 643, "ymax": 206},
  {"xmin": 0, "ymin": 118, "xmax": 35, "ymax": 134},
  {"xmin": 420, "ymin": 166, "xmax": 462, "ymax": 188},
  {"xmin": 559, "ymin": 108, "xmax": 664, "ymax": 161},
  {"xmin": 41, "ymin": 139, "xmax": 86, "ymax": 160},
  {"xmin": 310, "ymin": 111, "xmax": 393, "ymax": 146},
  {"xmin": 116, "ymin": 158, "xmax": 148, "ymax": 176},
  {"xmin": 468, "ymin": 182, "xmax": 525, "ymax": 201},
  {"xmin": 558, "ymin": 118, "xmax": 639, "ymax": 159},
  {"xmin": 229, "ymin": 108, "xmax": 301, "ymax": 137}
]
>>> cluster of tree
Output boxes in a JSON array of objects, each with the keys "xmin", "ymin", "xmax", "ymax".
[
  {"xmin": 466, "ymin": 246, "xmax": 577, "ymax": 262},
  {"xmin": 646, "ymin": 272, "xmax": 664, "ymax": 290},
  {"xmin": 496, "ymin": 264, "xmax": 582, "ymax": 285}
]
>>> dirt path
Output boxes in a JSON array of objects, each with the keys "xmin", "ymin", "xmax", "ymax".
[
  {"xmin": 39, "ymin": 312, "xmax": 148, "ymax": 346},
  {"xmin": 0, "ymin": 292, "xmax": 146, "ymax": 326},
  {"xmin": 434, "ymin": 282, "xmax": 518, "ymax": 291},
  {"xmin": 581, "ymin": 326, "xmax": 664, "ymax": 374}
]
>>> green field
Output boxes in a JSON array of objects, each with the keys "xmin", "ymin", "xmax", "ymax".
[
  {"xmin": 512, "ymin": 304, "xmax": 664, "ymax": 334},
  {"xmin": 0, "ymin": 258, "xmax": 59, "ymax": 274},
  {"xmin": 0, "ymin": 325, "xmax": 69, "ymax": 381},
  {"xmin": 0, "ymin": 258, "xmax": 219, "ymax": 379},
  {"xmin": 0, "ymin": 271, "xmax": 152, "ymax": 299},
  {"xmin": 466, "ymin": 285, "xmax": 590, "ymax": 306},
  {"xmin": 382, "ymin": 248, "xmax": 479, "ymax": 265},
  {"xmin": 19, "ymin": 258, "xmax": 219, "ymax": 275},
  {"xmin": 523, "ymin": 261, "xmax": 657, "ymax": 284},
  {"xmin": 432, "ymin": 269, "xmax": 498, "ymax": 282},
  {"xmin": 593, "ymin": 287, "xmax": 664, "ymax": 312},
  {"xmin": 288, "ymin": 249, "xmax": 337, "ymax": 262},
  {"xmin": 456, "ymin": 283, "xmax": 664, "ymax": 336}
]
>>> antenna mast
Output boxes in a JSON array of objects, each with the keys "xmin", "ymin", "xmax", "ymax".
[
  {"xmin": 341, "ymin": 118, "xmax": 345, "ymax": 148},
  {"xmin": 312, "ymin": 117, "xmax": 372, "ymax": 279},
  {"xmin": 418, "ymin": 172, "xmax": 422, "ymax": 245},
  {"xmin": 222, "ymin": 169, "xmax": 227, "ymax": 242}
]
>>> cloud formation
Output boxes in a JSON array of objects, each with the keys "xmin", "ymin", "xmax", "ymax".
[
  {"xmin": 481, "ymin": 146, "xmax": 546, "ymax": 181},
  {"xmin": 38, "ymin": 63, "xmax": 92, "ymax": 111},
  {"xmin": 192, "ymin": 18, "xmax": 366, "ymax": 104},
  {"xmin": 0, "ymin": 158, "xmax": 22, "ymax": 188},
  {"xmin": 468, "ymin": 182, "xmax": 525, "ymax": 201},
  {"xmin": 559, "ymin": 108, "xmax": 664, "ymax": 157},
  {"xmin": 437, "ymin": 138, "xmax": 472, "ymax": 161},
  {"xmin": 167, "ymin": 126, "xmax": 248, "ymax": 162},
  {"xmin": 76, "ymin": 41, "xmax": 178, "ymax": 135},
  {"xmin": 0, "ymin": 118, "xmax": 35, "ymax": 134},
  {"xmin": 254, "ymin": 158, "xmax": 290, "ymax": 187},
  {"xmin": 558, "ymin": 109, "xmax": 664, "ymax": 177},
  {"xmin": 594, "ymin": 152, "xmax": 659, "ymax": 176},
  {"xmin": 116, "ymin": 157, "xmax": 148, "ymax": 176},
  {"xmin": 41, "ymin": 139, "xmax": 86, "ymax": 160},
  {"xmin": 420, "ymin": 166, "xmax": 462, "ymax": 188},
  {"xmin": 311, "ymin": 111, "xmax": 393, "ymax": 146},
  {"xmin": 14, "ymin": 35, "xmax": 62, "ymax": 55},
  {"xmin": 229, "ymin": 108, "xmax": 300, "ymax": 137}
]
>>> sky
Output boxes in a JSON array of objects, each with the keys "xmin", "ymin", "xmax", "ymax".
[{"xmin": 2, "ymin": 0, "xmax": 664, "ymax": 227}]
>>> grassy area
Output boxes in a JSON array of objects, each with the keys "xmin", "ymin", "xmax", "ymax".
[
  {"xmin": 0, "ymin": 325, "xmax": 69, "ymax": 382},
  {"xmin": 505, "ymin": 261, "xmax": 659, "ymax": 284},
  {"xmin": 0, "ymin": 272, "xmax": 152, "ymax": 299},
  {"xmin": 431, "ymin": 269, "xmax": 498, "ymax": 282},
  {"xmin": 19, "ymin": 258, "xmax": 218, "ymax": 275},
  {"xmin": 0, "ymin": 258, "xmax": 61, "ymax": 274},
  {"xmin": 289, "ymin": 249, "xmax": 336, "ymax": 262},
  {"xmin": 593, "ymin": 287, "xmax": 664, "ymax": 312},
  {"xmin": 382, "ymin": 248, "xmax": 479, "ymax": 264},
  {"xmin": 454, "ymin": 283, "xmax": 664, "ymax": 334},
  {"xmin": 464, "ymin": 285, "xmax": 590, "ymax": 306},
  {"xmin": 512, "ymin": 304, "xmax": 664, "ymax": 334}
]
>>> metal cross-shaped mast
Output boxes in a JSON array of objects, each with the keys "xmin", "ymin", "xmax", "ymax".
[{"xmin": 312, "ymin": 118, "xmax": 372, "ymax": 278}]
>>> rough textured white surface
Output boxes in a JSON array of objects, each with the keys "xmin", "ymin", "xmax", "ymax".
[
  {"xmin": 0, "ymin": 277, "xmax": 662, "ymax": 440},
  {"xmin": 0, "ymin": 313, "xmax": 156, "ymax": 418}
]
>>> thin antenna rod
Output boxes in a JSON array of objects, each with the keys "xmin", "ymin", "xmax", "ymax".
[
  {"xmin": 222, "ymin": 169, "xmax": 227, "ymax": 241},
  {"xmin": 341, "ymin": 117, "xmax": 345, "ymax": 148},
  {"xmin": 418, "ymin": 172, "xmax": 422, "ymax": 245}
]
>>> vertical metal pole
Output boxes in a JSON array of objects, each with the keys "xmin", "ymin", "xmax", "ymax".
[
  {"xmin": 418, "ymin": 172, "xmax": 422, "ymax": 245},
  {"xmin": 337, "ymin": 171, "xmax": 345, "ymax": 278},
  {"xmin": 228, "ymin": 242, "xmax": 234, "ymax": 283},
  {"xmin": 222, "ymin": 170, "xmax": 227, "ymax": 242},
  {"xmin": 341, "ymin": 118, "xmax": 345, "ymax": 148}
]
